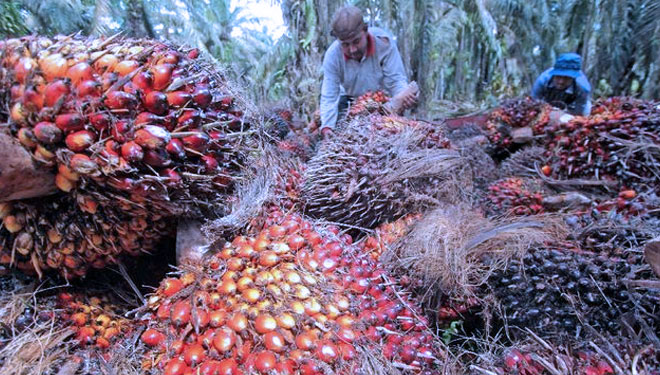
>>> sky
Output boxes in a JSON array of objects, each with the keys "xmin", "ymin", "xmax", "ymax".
[{"xmin": 230, "ymin": 0, "xmax": 286, "ymax": 40}]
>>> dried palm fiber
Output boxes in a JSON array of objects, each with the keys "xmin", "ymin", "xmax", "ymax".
[
  {"xmin": 203, "ymin": 144, "xmax": 305, "ymax": 242},
  {"xmin": 301, "ymin": 113, "xmax": 470, "ymax": 230},
  {"xmin": 0, "ymin": 35, "xmax": 257, "ymax": 278},
  {"xmin": 381, "ymin": 204, "xmax": 563, "ymax": 307}
]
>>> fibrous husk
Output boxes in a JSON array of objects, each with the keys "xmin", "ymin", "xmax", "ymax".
[
  {"xmin": 499, "ymin": 146, "xmax": 547, "ymax": 179},
  {"xmin": 382, "ymin": 204, "xmax": 563, "ymax": 305},
  {"xmin": 302, "ymin": 114, "xmax": 471, "ymax": 230}
]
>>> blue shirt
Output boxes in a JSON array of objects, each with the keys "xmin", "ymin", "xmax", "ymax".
[{"xmin": 531, "ymin": 68, "xmax": 592, "ymax": 116}]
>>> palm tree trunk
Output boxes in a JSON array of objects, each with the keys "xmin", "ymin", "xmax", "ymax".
[{"xmin": 125, "ymin": 0, "xmax": 154, "ymax": 38}]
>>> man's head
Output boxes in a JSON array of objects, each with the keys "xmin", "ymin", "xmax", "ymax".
[
  {"xmin": 331, "ymin": 6, "xmax": 369, "ymax": 61},
  {"xmin": 549, "ymin": 53, "xmax": 582, "ymax": 89}
]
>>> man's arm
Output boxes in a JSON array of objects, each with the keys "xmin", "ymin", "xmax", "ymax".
[
  {"xmin": 573, "ymin": 74, "xmax": 592, "ymax": 116},
  {"xmin": 531, "ymin": 73, "xmax": 547, "ymax": 100},
  {"xmin": 379, "ymin": 37, "xmax": 408, "ymax": 97},
  {"xmin": 320, "ymin": 47, "xmax": 342, "ymax": 131}
]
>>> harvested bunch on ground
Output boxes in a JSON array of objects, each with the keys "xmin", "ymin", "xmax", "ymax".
[
  {"xmin": 485, "ymin": 177, "xmax": 546, "ymax": 216},
  {"xmin": 485, "ymin": 243, "xmax": 659, "ymax": 341},
  {"xmin": 302, "ymin": 114, "xmax": 468, "ymax": 230},
  {"xmin": 483, "ymin": 97, "xmax": 551, "ymax": 153},
  {"xmin": 499, "ymin": 146, "xmax": 547, "ymax": 179},
  {"xmin": 540, "ymin": 97, "xmax": 660, "ymax": 192},
  {"xmin": 0, "ymin": 35, "xmax": 254, "ymax": 277},
  {"xmin": 141, "ymin": 210, "xmax": 445, "ymax": 375},
  {"xmin": 347, "ymin": 90, "xmax": 389, "ymax": 118},
  {"xmin": 382, "ymin": 204, "xmax": 558, "ymax": 309},
  {"xmin": 470, "ymin": 331, "xmax": 659, "ymax": 375}
]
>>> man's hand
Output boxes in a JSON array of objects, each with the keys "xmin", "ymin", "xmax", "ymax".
[
  {"xmin": 389, "ymin": 81, "xmax": 419, "ymax": 114},
  {"xmin": 400, "ymin": 90, "xmax": 418, "ymax": 109},
  {"xmin": 321, "ymin": 127, "xmax": 334, "ymax": 139}
]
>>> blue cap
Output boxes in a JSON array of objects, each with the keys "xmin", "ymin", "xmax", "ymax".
[{"xmin": 549, "ymin": 53, "xmax": 582, "ymax": 79}]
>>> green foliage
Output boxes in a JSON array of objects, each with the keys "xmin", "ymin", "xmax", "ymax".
[{"xmin": 0, "ymin": 1, "xmax": 29, "ymax": 38}]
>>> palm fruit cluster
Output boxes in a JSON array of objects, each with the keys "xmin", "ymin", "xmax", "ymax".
[
  {"xmin": 347, "ymin": 90, "xmax": 389, "ymax": 118},
  {"xmin": 483, "ymin": 97, "xmax": 551, "ymax": 150},
  {"xmin": 485, "ymin": 244, "xmax": 659, "ymax": 340},
  {"xmin": 359, "ymin": 213, "xmax": 421, "ymax": 262},
  {"xmin": 539, "ymin": 97, "xmax": 660, "ymax": 191},
  {"xmin": 486, "ymin": 177, "xmax": 545, "ymax": 216},
  {"xmin": 0, "ymin": 35, "xmax": 251, "ymax": 277},
  {"xmin": 55, "ymin": 291, "xmax": 135, "ymax": 350},
  {"xmin": 302, "ymin": 114, "xmax": 456, "ymax": 229},
  {"xmin": 481, "ymin": 347, "xmax": 615, "ymax": 375},
  {"xmin": 140, "ymin": 210, "xmax": 444, "ymax": 375}
]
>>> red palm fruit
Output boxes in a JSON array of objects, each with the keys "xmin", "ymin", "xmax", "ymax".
[
  {"xmin": 299, "ymin": 360, "xmax": 321, "ymax": 375},
  {"xmin": 39, "ymin": 53, "xmax": 68, "ymax": 80},
  {"xmin": 143, "ymin": 148, "xmax": 171, "ymax": 167},
  {"xmin": 182, "ymin": 132, "xmax": 210, "ymax": 152},
  {"xmin": 162, "ymin": 278, "xmax": 184, "ymax": 296},
  {"xmin": 167, "ymin": 91, "xmax": 192, "ymax": 107},
  {"xmin": 212, "ymin": 327, "xmax": 237, "ymax": 353},
  {"xmin": 135, "ymin": 125, "xmax": 171, "ymax": 149},
  {"xmin": 183, "ymin": 343, "xmax": 206, "ymax": 366},
  {"xmin": 55, "ymin": 113, "xmax": 85, "ymax": 132},
  {"xmin": 188, "ymin": 49, "xmax": 199, "ymax": 59},
  {"xmin": 132, "ymin": 71, "xmax": 153, "ymax": 91},
  {"xmin": 65, "ymin": 130, "xmax": 96, "ymax": 152},
  {"xmin": 152, "ymin": 64, "xmax": 173, "ymax": 90},
  {"xmin": 89, "ymin": 112, "xmax": 111, "ymax": 132},
  {"xmin": 95, "ymin": 337, "xmax": 110, "ymax": 349},
  {"xmin": 315, "ymin": 340, "xmax": 339, "ymax": 363},
  {"xmin": 77, "ymin": 80, "xmax": 102, "ymax": 98},
  {"xmin": 144, "ymin": 91, "xmax": 169, "ymax": 115},
  {"xmin": 104, "ymin": 91, "xmax": 137, "ymax": 110},
  {"xmin": 217, "ymin": 95, "xmax": 234, "ymax": 110},
  {"xmin": 166, "ymin": 139, "xmax": 186, "ymax": 158},
  {"xmin": 177, "ymin": 110, "xmax": 201, "ymax": 128},
  {"xmin": 202, "ymin": 154, "xmax": 218, "ymax": 172},
  {"xmin": 163, "ymin": 358, "xmax": 188, "ymax": 375},
  {"xmin": 100, "ymin": 71, "xmax": 118, "ymax": 91},
  {"xmin": 217, "ymin": 359, "xmax": 238, "ymax": 375},
  {"xmin": 76, "ymin": 327, "xmax": 96, "ymax": 345},
  {"xmin": 33, "ymin": 122, "xmax": 62, "ymax": 144},
  {"xmin": 619, "ymin": 189, "xmax": 636, "ymax": 199},
  {"xmin": 114, "ymin": 60, "xmax": 139, "ymax": 76},
  {"xmin": 58, "ymin": 164, "xmax": 79, "ymax": 182},
  {"xmin": 22, "ymin": 87, "xmax": 43, "ymax": 111},
  {"xmin": 161, "ymin": 168, "xmax": 182, "ymax": 187},
  {"xmin": 263, "ymin": 332, "xmax": 285, "ymax": 352},
  {"xmin": 135, "ymin": 111, "xmax": 165, "ymax": 125},
  {"xmin": 93, "ymin": 53, "xmax": 118, "ymax": 73},
  {"xmin": 67, "ymin": 62, "xmax": 93, "ymax": 85},
  {"xmin": 171, "ymin": 301, "xmax": 191, "ymax": 326},
  {"xmin": 141, "ymin": 328, "xmax": 166, "ymax": 347},
  {"xmin": 10, "ymin": 84, "xmax": 24, "ymax": 101},
  {"xmin": 121, "ymin": 141, "xmax": 144, "ymax": 162},
  {"xmin": 69, "ymin": 153, "xmax": 99, "ymax": 175},
  {"xmin": 14, "ymin": 57, "xmax": 36, "ymax": 83},
  {"xmin": 198, "ymin": 361, "xmax": 221, "ymax": 375},
  {"xmin": 158, "ymin": 51, "xmax": 180, "ymax": 65},
  {"xmin": 111, "ymin": 120, "xmax": 133, "ymax": 143},
  {"xmin": 192, "ymin": 309, "xmax": 210, "ymax": 329},
  {"xmin": 122, "ymin": 82, "xmax": 140, "ymax": 96},
  {"xmin": 17, "ymin": 128, "xmax": 37, "ymax": 149},
  {"xmin": 192, "ymin": 85, "xmax": 212, "ymax": 108},
  {"xmin": 55, "ymin": 173, "xmax": 76, "ymax": 192},
  {"xmin": 10, "ymin": 102, "xmax": 26, "ymax": 124},
  {"xmin": 254, "ymin": 351, "xmax": 277, "ymax": 373}
]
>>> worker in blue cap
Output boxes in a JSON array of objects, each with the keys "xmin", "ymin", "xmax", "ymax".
[{"xmin": 532, "ymin": 53, "xmax": 592, "ymax": 116}]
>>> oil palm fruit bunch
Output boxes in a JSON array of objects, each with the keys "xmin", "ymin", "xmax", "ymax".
[
  {"xmin": 55, "ymin": 291, "xmax": 135, "ymax": 351},
  {"xmin": 485, "ymin": 244, "xmax": 659, "ymax": 341},
  {"xmin": 483, "ymin": 97, "xmax": 551, "ymax": 151},
  {"xmin": 485, "ymin": 177, "xmax": 545, "ymax": 216},
  {"xmin": 140, "ymin": 210, "xmax": 444, "ymax": 375},
  {"xmin": 359, "ymin": 213, "xmax": 421, "ymax": 262},
  {"xmin": 347, "ymin": 91, "xmax": 389, "ymax": 118},
  {"xmin": 538, "ymin": 97, "xmax": 660, "ymax": 191},
  {"xmin": 302, "ymin": 114, "xmax": 460, "ymax": 229},
  {"xmin": 0, "ymin": 35, "xmax": 252, "ymax": 277}
]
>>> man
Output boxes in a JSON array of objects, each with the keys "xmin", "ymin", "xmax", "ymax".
[
  {"xmin": 532, "ymin": 53, "xmax": 592, "ymax": 116},
  {"xmin": 320, "ymin": 6, "xmax": 417, "ymax": 137}
]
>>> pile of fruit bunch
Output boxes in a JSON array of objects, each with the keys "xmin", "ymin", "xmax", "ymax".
[
  {"xmin": 480, "ymin": 347, "xmax": 615, "ymax": 375},
  {"xmin": 347, "ymin": 91, "xmax": 389, "ymax": 118},
  {"xmin": 302, "ymin": 114, "xmax": 457, "ymax": 229},
  {"xmin": 485, "ymin": 177, "xmax": 545, "ymax": 216},
  {"xmin": 538, "ymin": 97, "xmax": 660, "ymax": 191},
  {"xmin": 140, "ymin": 210, "xmax": 445, "ymax": 375},
  {"xmin": 485, "ymin": 243, "xmax": 659, "ymax": 341},
  {"xmin": 0, "ymin": 35, "xmax": 252, "ymax": 277},
  {"xmin": 54, "ymin": 290, "xmax": 136, "ymax": 351},
  {"xmin": 482, "ymin": 97, "xmax": 551, "ymax": 150}
]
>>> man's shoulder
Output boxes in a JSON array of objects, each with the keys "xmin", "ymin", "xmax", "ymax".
[
  {"xmin": 324, "ymin": 40, "xmax": 343, "ymax": 64},
  {"xmin": 369, "ymin": 27, "xmax": 397, "ymax": 55},
  {"xmin": 576, "ymin": 73, "xmax": 591, "ymax": 93}
]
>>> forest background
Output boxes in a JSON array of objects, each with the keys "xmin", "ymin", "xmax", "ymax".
[{"xmin": 1, "ymin": 0, "xmax": 659, "ymax": 121}]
